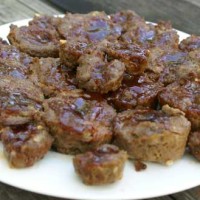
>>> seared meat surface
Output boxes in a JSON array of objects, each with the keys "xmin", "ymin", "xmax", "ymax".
[{"xmin": 73, "ymin": 144, "xmax": 127, "ymax": 185}]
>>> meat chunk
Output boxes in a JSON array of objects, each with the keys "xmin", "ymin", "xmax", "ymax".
[
  {"xmin": 188, "ymin": 131, "xmax": 200, "ymax": 161},
  {"xmin": 73, "ymin": 144, "xmax": 127, "ymax": 185},
  {"xmin": 105, "ymin": 42, "xmax": 149, "ymax": 75},
  {"xmin": 43, "ymin": 91, "xmax": 116, "ymax": 154},
  {"xmin": 110, "ymin": 10, "xmax": 145, "ymax": 32},
  {"xmin": 145, "ymin": 22, "xmax": 180, "ymax": 73},
  {"xmin": 107, "ymin": 73, "xmax": 163, "ymax": 111},
  {"xmin": 1, "ymin": 122, "xmax": 53, "ymax": 168},
  {"xmin": 122, "ymin": 21, "xmax": 179, "ymax": 49},
  {"xmin": 58, "ymin": 11, "xmax": 121, "ymax": 41},
  {"xmin": 0, "ymin": 76, "xmax": 44, "ymax": 125},
  {"xmin": 122, "ymin": 21, "xmax": 179, "ymax": 74},
  {"xmin": 179, "ymin": 35, "xmax": 200, "ymax": 52},
  {"xmin": 158, "ymin": 35, "xmax": 200, "ymax": 84},
  {"xmin": 8, "ymin": 23, "xmax": 60, "ymax": 57},
  {"xmin": 144, "ymin": 41, "xmax": 200, "ymax": 86},
  {"xmin": 113, "ymin": 105, "xmax": 191, "ymax": 164},
  {"xmin": 122, "ymin": 23, "xmax": 155, "ymax": 48},
  {"xmin": 59, "ymin": 39, "xmax": 90, "ymax": 68},
  {"xmin": 28, "ymin": 14, "xmax": 61, "ymax": 30},
  {"xmin": 159, "ymin": 50, "xmax": 200, "ymax": 85},
  {"xmin": 158, "ymin": 79, "xmax": 200, "ymax": 130},
  {"xmin": 76, "ymin": 50, "xmax": 125, "ymax": 93},
  {"xmin": 30, "ymin": 57, "xmax": 77, "ymax": 96},
  {"xmin": 0, "ymin": 41, "xmax": 33, "ymax": 79},
  {"xmin": 157, "ymin": 51, "xmax": 188, "ymax": 85},
  {"xmin": 58, "ymin": 11, "xmax": 122, "ymax": 67},
  {"xmin": 147, "ymin": 48, "xmax": 184, "ymax": 75}
]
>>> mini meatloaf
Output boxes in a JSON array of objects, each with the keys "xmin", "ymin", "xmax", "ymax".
[
  {"xmin": 158, "ymin": 47, "xmax": 200, "ymax": 85},
  {"xmin": 179, "ymin": 35, "xmax": 200, "ymax": 52},
  {"xmin": 0, "ymin": 76, "xmax": 44, "ymax": 125},
  {"xmin": 28, "ymin": 14, "xmax": 61, "ymax": 30},
  {"xmin": 107, "ymin": 73, "xmax": 163, "ymax": 111},
  {"xmin": 105, "ymin": 41, "xmax": 149, "ymax": 75},
  {"xmin": 58, "ymin": 11, "xmax": 122, "ymax": 67},
  {"xmin": 59, "ymin": 39, "xmax": 90, "ymax": 68},
  {"xmin": 30, "ymin": 57, "xmax": 77, "ymax": 96},
  {"xmin": 1, "ymin": 122, "xmax": 53, "ymax": 168},
  {"xmin": 58, "ymin": 11, "xmax": 121, "ymax": 41},
  {"xmin": 147, "ymin": 48, "xmax": 184, "ymax": 75},
  {"xmin": 0, "ymin": 41, "xmax": 33, "ymax": 79},
  {"xmin": 110, "ymin": 10, "xmax": 145, "ymax": 32},
  {"xmin": 43, "ymin": 91, "xmax": 116, "ymax": 154},
  {"xmin": 158, "ymin": 79, "xmax": 200, "ymax": 130},
  {"xmin": 122, "ymin": 21, "xmax": 179, "ymax": 74},
  {"xmin": 188, "ymin": 131, "xmax": 200, "ymax": 161},
  {"xmin": 76, "ymin": 50, "xmax": 125, "ymax": 93},
  {"xmin": 157, "ymin": 51, "xmax": 188, "ymax": 85},
  {"xmin": 113, "ymin": 105, "xmax": 191, "ymax": 164},
  {"xmin": 8, "ymin": 21, "xmax": 60, "ymax": 57},
  {"xmin": 122, "ymin": 21, "xmax": 179, "ymax": 49},
  {"xmin": 73, "ymin": 144, "xmax": 127, "ymax": 185}
]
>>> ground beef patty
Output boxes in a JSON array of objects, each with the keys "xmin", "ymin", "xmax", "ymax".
[
  {"xmin": 158, "ymin": 79, "xmax": 200, "ymax": 130},
  {"xmin": 113, "ymin": 105, "xmax": 191, "ymax": 164},
  {"xmin": 73, "ymin": 144, "xmax": 127, "ymax": 185},
  {"xmin": 30, "ymin": 57, "xmax": 77, "ymax": 96},
  {"xmin": 1, "ymin": 122, "xmax": 53, "ymax": 168},
  {"xmin": 76, "ymin": 50, "xmax": 125, "ymax": 93},
  {"xmin": 8, "ymin": 22, "xmax": 60, "ymax": 58},
  {"xmin": 0, "ymin": 76, "xmax": 44, "ymax": 125},
  {"xmin": 43, "ymin": 91, "xmax": 116, "ymax": 154},
  {"xmin": 107, "ymin": 73, "xmax": 163, "ymax": 111},
  {"xmin": 0, "ymin": 41, "xmax": 33, "ymax": 79}
]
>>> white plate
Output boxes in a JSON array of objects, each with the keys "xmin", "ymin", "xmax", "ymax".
[{"xmin": 0, "ymin": 19, "xmax": 198, "ymax": 200}]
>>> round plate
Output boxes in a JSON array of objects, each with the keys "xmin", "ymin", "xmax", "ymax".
[{"xmin": 0, "ymin": 19, "xmax": 198, "ymax": 200}]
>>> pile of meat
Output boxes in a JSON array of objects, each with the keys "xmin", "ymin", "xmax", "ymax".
[{"xmin": 0, "ymin": 10, "xmax": 199, "ymax": 185}]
